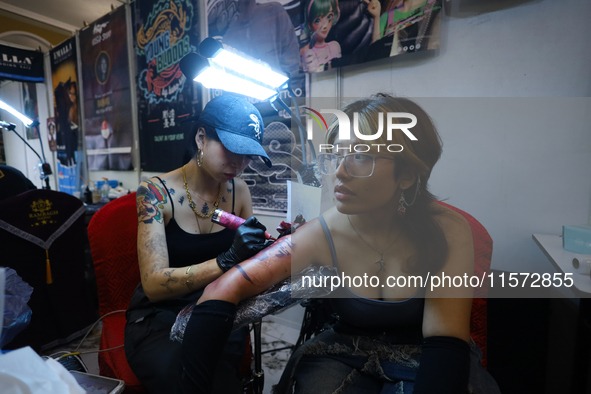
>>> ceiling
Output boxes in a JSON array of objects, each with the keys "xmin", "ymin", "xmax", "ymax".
[{"xmin": 0, "ymin": 0, "xmax": 120, "ymax": 33}]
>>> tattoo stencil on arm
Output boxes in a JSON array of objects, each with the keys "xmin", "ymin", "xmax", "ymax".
[{"xmin": 161, "ymin": 269, "xmax": 179, "ymax": 292}]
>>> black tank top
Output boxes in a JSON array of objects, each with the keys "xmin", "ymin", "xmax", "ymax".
[
  {"xmin": 127, "ymin": 178, "xmax": 236, "ymax": 323},
  {"xmin": 318, "ymin": 215, "xmax": 425, "ymax": 343}
]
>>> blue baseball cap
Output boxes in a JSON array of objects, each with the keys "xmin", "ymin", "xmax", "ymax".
[{"xmin": 199, "ymin": 95, "xmax": 272, "ymax": 168}]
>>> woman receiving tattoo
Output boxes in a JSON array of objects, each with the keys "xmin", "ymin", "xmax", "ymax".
[
  {"xmin": 124, "ymin": 95, "xmax": 273, "ymax": 394},
  {"xmin": 178, "ymin": 94, "xmax": 500, "ymax": 394}
]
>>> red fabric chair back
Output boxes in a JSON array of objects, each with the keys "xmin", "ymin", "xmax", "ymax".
[
  {"xmin": 436, "ymin": 201, "xmax": 492, "ymax": 367},
  {"xmin": 88, "ymin": 192, "xmax": 147, "ymax": 392}
]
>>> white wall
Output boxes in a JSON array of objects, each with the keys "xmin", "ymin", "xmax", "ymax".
[{"xmin": 309, "ymin": 0, "xmax": 591, "ymax": 274}]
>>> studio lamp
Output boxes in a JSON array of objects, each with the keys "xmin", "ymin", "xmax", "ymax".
[
  {"xmin": 180, "ymin": 38, "xmax": 320, "ymax": 186},
  {"xmin": 0, "ymin": 99, "xmax": 52, "ymax": 189}
]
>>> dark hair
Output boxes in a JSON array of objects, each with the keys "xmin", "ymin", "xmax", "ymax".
[
  {"xmin": 184, "ymin": 121, "xmax": 221, "ymax": 163},
  {"xmin": 327, "ymin": 94, "xmax": 448, "ymax": 274}
]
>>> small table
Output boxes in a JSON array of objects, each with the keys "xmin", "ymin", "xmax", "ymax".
[
  {"xmin": 533, "ymin": 234, "xmax": 591, "ymax": 392},
  {"xmin": 532, "ymin": 234, "xmax": 591, "ymax": 297}
]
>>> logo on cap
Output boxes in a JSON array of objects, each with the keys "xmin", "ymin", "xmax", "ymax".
[{"xmin": 249, "ymin": 114, "xmax": 261, "ymax": 140}]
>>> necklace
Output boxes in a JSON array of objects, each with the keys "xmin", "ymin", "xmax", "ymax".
[
  {"xmin": 182, "ymin": 164, "xmax": 222, "ymax": 220},
  {"xmin": 347, "ymin": 215, "xmax": 401, "ymax": 273}
]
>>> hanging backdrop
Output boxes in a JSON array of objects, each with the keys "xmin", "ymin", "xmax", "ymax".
[
  {"xmin": 49, "ymin": 37, "xmax": 83, "ymax": 195},
  {"xmin": 132, "ymin": 0, "xmax": 201, "ymax": 172},
  {"xmin": 298, "ymin": 0, "xmax": 442, "ymax": 73},
  {"xmin": 0, "ymin": 44, "xmax": 44, "ymax": 83},
  {"xmin": 80, "ymin": 6, "xmax": 134, "ymax": 171}
]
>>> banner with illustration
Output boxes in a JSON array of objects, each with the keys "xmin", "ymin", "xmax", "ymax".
[
  {"xmin": 49, "ymin": 37, "xmax": 83, "ymax": 195},
  {"xmin": 298, "ymin": 0, "xmax": 442, "ymax": 73},
  {"xmin": 80, "ymin": 6, "xmax": 134, "ymax": 171},
  {"xmin": 132, "ymin": 0, "xmax": 201, "ymax": 172},
  {"xmin": 0, "ymin": 44, "xmax": 44, "ymax": 83}
]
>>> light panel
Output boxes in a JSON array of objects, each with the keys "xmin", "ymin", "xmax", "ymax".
[
  {"xmin": 195, "ymin": 66, "xmax": 277, "ymax": 101},
  {"xmin": 211, "ymin": 50, "xmax": 288, "ymax": 89},
  {"xmin": 0, "ymin": 100, "xmax": 33, "ymax": 126}
]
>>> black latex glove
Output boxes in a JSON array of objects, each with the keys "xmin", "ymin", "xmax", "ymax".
[{"xmin": 216, "ymin": 216, "xmax": 268, "ymax": 273}]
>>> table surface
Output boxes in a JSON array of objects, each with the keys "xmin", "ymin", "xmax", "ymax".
[{"xmin": 533, "ymin": 234, "xmax": 591, "ymax": 296}]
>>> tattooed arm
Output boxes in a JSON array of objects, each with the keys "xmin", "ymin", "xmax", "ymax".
[
  {"xmin": 137, "ymin": 179, "xmax": 222, "ymax": 302},
  {"xmin": 198, "ymin": 217, "xmax": 332, "ymax": 305}
]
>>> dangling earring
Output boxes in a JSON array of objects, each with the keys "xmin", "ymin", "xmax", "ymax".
[
  {"xmin": 397, "ymin": 176, "xmax": 421, "ymax": 218},
  {"xmin": 196, "ymin": 149, "xmax": 204, "ymax": 167}
]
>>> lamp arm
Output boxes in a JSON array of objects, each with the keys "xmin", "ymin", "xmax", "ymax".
[
  {"xmin": 288, "ymin": 87, "xmax": 317, "ymax": 162},
  {"xmin": 1, "ymin": 121, "xmax": 43, "ymax": 162},
  {"xmin": 274, "ymin": 96, "xmax": 308, "ymax": 164}
]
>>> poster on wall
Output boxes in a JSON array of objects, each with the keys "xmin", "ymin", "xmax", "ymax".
[
  {"xmin": 80, "ymin": 6, "xmax": 133, "ymax": 171},
  {"xmin": 0, "ymin": 44, "xmax": 44, "ymax": 83},
  {"xmin": 132, "ymin": 0, "xmax": 201, "ymax": 172},
  {"xmin": 50, "ymin": 37, "xmax": 83, "ymax": 195},
  {"xmin": 47, "ymin": 117, "xmax": 57, "ymax": 151},
  {"xmin": 298, "ymin": 0, "xmax": 442, "ymax": 73},
  {"xmin": 22, "ymin": 83, "xmax": 39, "ymax": 140}
]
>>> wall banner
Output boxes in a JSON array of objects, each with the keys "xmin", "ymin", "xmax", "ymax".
[
  {"xmin": 0, "ymin": 44, "xmax": 44, "ymax": 83},
  {"xmin": 132, "ymin": 0, "xmax": 201, "ymax": 172},
  {"xmin": 298, "ymin": 0, "xmax": 442, "ymax": 73},
  {"xmin": 49, "ymin": 37, "xmax": 83, "ymax": 195},
  {"xmin": 80, "ymin": 6, "xmax": 134, "ymax": 171}
]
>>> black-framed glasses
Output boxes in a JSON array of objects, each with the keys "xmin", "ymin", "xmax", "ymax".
[{"xmin": 317, "ymin": 153, "xmax": 396, "ymax": 178}]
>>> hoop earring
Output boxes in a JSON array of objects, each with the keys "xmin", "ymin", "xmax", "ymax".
[
  {"xmin": 196, "ymin": 149, "xmax": 204, "ymax": 167},
  {"xmin": 397, "ymin": 176, "xmax": 421, "ymax": 218}
]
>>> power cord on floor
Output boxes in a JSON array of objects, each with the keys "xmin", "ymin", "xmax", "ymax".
[{"xmin": 41, "ymin": 310, "xmax": 128, "ymax": 372}]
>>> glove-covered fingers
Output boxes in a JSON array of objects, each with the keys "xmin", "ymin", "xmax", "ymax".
[{"xmin": 242, "ymin": 216, "xmax": 267, "ymax": 231}]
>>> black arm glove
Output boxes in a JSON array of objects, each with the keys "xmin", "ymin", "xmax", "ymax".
[
  {"xmin": 413, "ymin": 336, "xmax": 471, "ymax": 394},
  {"xmin": 216, "ymin": 216, "xmax": 268, "ymax": 272}
]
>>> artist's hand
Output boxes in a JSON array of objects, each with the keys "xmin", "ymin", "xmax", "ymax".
[
  {"xmin": 363, "ymin": 0, "xmax": 381, "ymax": 18},
  {"xmin": 216, "ymin": 217, "xmax": 269, "ymax": 272}
]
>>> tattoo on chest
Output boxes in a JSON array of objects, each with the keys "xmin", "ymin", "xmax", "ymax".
[
  {"xmin": 201, "ymin": 202, "xmax": 209, "ymax": 215},
  {"xmin": 179, "ymin": 196, "xmax": 185, "ymax": 205},
  {"xmin": 222, "ymin": 196, "xmax": 227, "ymax": 203},
  {"xmin": 169, "ymin": 188, "xmax": 176, "ymax": 195},
  {"xmin": 227, "ymin": 187, "xmax": 232, "ymax": 194}
]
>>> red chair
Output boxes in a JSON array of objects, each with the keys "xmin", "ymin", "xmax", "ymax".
[
  {"xmin": 88, "ymin": 193, "xmax": 261, "ymax": 392},
  {"xmin": 88, "ymin": 192, "xmax": 146, "ymax": 393},
  {"xmin": 436, "ymin": 201, "xmax": 492, "ymax": 368}
]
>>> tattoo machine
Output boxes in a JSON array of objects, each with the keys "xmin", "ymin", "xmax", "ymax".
[{"xmin": 212, "ymin": 209, "xmax": 276, "ymax": 240}]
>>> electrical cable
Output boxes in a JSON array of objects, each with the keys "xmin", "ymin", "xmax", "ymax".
[
  {"xmin": 74, "ymin": 309, "xmax": 127, "ymax": 352},
  {"xmin": 0, "ymin": 121, "xmax": 43, "ymax": 162},
  {"xmin": 273, "ymin": 97, "xmax": 308, "ymax": 164},
  {"xmin": 288, "ymin": 87, "xmax": 317, "ymax": 161}
]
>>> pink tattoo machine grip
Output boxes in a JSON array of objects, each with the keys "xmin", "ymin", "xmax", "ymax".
[{"xmin": 212, "ymin": 209, "xmax": 276, "ymax": 240}]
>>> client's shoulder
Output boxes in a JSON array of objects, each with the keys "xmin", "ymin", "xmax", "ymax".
[{"xmin": 430, "ymin": 202, "xmax": 473, "ymax": 245}]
